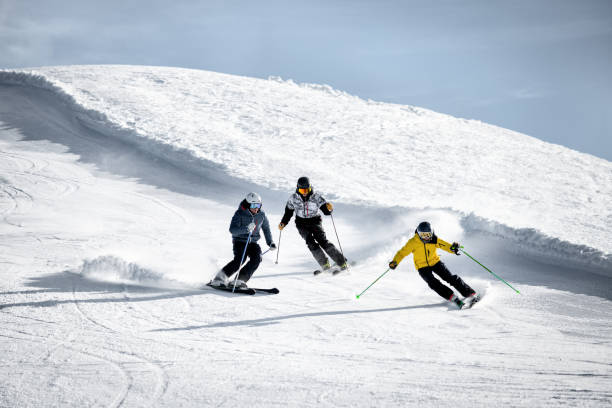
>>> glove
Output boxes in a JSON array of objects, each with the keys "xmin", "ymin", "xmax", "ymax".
[
  {"xmin": 278, "ymin": 222, "xmax": 286, "ymax": 230},
  {"xmin": 326, "ymin": 202, "xmax": 333, "ymax": 212},
  {"xmin": 247, "ymin": 222, "xmax": 256, "ymax": 233},
  {"xmin": 389, "ymin": 261, "xmax": 398, "ymax": 270},
  {"xmin": 269, "ymin": 243, "xmax": 277, "ymax": 251},
  {"xmin": 450, "ymin": 242, "xmax": 460, "ymax": 255}
]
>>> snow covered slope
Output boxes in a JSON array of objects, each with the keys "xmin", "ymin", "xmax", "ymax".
[
  {"xmin": 1, "ymin": 65, "xmax": 610, "ymax": 267},
  {"xmin": 1, "ymin": 66, "xmax": 611, "ymax": 407}
]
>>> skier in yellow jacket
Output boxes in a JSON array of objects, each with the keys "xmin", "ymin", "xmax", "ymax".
[{"xmin": 389, "ymin": 221, "xmax": 477, "ymax": 309}]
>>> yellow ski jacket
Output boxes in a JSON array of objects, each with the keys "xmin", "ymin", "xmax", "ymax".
[{"xmin": 392, "ymin": 233, "xmax": 455, "ymax": 270}]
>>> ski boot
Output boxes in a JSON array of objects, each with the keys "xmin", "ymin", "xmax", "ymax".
[
  {"xmin": 210, "ymin": 270, "xmax": 228, "ymax": 287},
  {"xmin": 463, "ymin": 293, "xmax": 481, "ymax": 309},
  {"xmin": 331, "ymin": 262, "xmax": 349, "ymax": 275},
  {"xmin": 450, "ymin": 294, "xmax": 465, "ymax": 309}
]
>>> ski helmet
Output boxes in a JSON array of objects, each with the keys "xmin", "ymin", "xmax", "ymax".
[
  {"xmin": 296, "ymin": 176, "xmax": 312, "ymax": 195},
  {"xmin": 297, "ymin": 177, "xmax": 310, "ymax": 189},
  {"xmin": 416, "ymin": 221, "xmax": 434, "ymax": 242},
  {"xmin": 245, "ymin": 192, "xmax": 262, "ymax": 209}
]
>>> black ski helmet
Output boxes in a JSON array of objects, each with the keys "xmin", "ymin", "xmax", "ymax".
[
  {"xmin": 416, "ymin": 221, "xmax": 434, "ymax": 242},
  {"xmin": 296, "ymin": 176, "xmax": 312, "ymax": 195},
  {"xmin": 297, "ymin": 176, "xmax": 310, "ymax": 189}
]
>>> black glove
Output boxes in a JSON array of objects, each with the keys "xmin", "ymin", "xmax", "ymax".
[
  {"xmin": 450, "ymin": 242, "xmax": 460, "ymax": 255},
  {"xmin": 389, "ymin": 261, "xmax": 398, "ymax": 270},
  {"xmin": 269, "ymin": 243, "xmax": 277, "ymax": 251}
]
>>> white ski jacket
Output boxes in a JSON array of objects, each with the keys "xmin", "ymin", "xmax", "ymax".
[{"xmin": 280, "ymin": 191, "xmax": 331, "ymax": 225}]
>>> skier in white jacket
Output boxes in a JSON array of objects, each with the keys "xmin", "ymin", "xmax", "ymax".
[{"xmin": 279, "ymin": 177, "xmax": 347, "ymax": 272}]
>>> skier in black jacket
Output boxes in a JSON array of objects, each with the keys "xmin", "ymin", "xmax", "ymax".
[
  {"xmin": 279, "ymin": 177, "xmax": 347, "ymax": 271},
  {"xmin": 211, "ymin": 192, "xmax": 276, "ymax": 288}
]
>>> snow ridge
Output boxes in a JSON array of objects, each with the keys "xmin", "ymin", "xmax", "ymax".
[
  {"xmin": 0, "ymin": 68, "xmax": 234, "ymax": 182},
  {"xmin": 463, "ymin": 214, "xmax": 611, "ymax": 274}
]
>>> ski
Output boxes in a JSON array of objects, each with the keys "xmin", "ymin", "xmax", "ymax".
[
  {"xmin": 313, "ymin": 268, "xmax": 338, "ymax": 276},
  {"xmin": 331, "ymin": 266, "xmax": 349, "ymax": 275},
  {"xmin": 313, "ymin": 268, "xmax": 347, "ymax": 276},
  {"xmin": 205, "ymin": 282, "xmax": 256, "ymax": 295},
  {"xmin": 251, "ymin": 287, "xmax": 280, "ymax": 294},
  {"xmin": 205, "ymin": 283, "xmax": 279, "ymax": 295},
  {"xmin": 314, "ymin": 262, "xmax": 354, "ymax": 276}
]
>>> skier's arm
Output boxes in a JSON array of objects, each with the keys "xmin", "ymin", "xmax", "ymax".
[
  {"xmin": 320, "ymin": 202, "xmax": 333, "ymax": 215},
  {"xmin": 262, "ymin": 215, "xmax": 273, "ymax": 246},
  {"xmin": 315, "ymin": 193, "xmax": 332, "ymax": 215},
  {"xmin": 437, "ymin": 238, "xmax": 455, "ymax": 254},
  {"xmin": 228, "ymin": 211, "xmax": 243, "ymax": 235},
  {"xmin": 280, "ymin": 205, "xmax": 294, "ymax": 226},
  {"xmin": 392, "ymin": 240, "xmax": 416, "ymax": 265}
]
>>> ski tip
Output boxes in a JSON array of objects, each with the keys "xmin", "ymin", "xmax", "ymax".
[{"xmin": 355, "ymin": 294, "xmax": 360, "ymax": 299}]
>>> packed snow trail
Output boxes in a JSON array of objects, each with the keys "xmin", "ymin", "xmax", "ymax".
[{"xmin": 1, "ymin": 72, "xmax": 612, "ymax": 407}]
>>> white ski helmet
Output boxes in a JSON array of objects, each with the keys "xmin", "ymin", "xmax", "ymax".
[{"xmin": 245, "ymin": 192, "xmax": 262, "ymax": 205}]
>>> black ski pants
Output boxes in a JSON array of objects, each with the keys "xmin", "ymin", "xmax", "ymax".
[
  {"xmin": 296, "ymin": 220, "xmax": 345, "ymax": 267},
  {"xmin": 418, "ymin": 261, "xmax": 474, "ymax": 300},
  {"xmin": 222, "ymin": 240, "xmax": 262, "ymax": 282}
]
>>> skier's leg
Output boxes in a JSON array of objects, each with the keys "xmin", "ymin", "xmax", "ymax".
[
  {"xmin": 221, "ymin": 240, "xmax": 246, "ymax": 279},
  {"xmin": 432, "ymin": 262, "xmax": 475, "ymax": 297},
  {"xmin": 311, "ymin": 224, "xmax": 346, "ymax": 265},
  {"xmin": 418, "ymin": 266, "xmax": 454, "ymax": 300},
  {"xmin": 237, "ymin": 242, "xmax": 262, "ymax": 282},
  {"xmin": 297, "ymin": 224, "xmax": 329, "ymax": 266}
]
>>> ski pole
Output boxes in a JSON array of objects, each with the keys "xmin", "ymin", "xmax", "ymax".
[
  {"xmin": 330, "ymin": 213, "xmax": 346, "ymax": 262},
  {"xmin": 231, "ymin": 222, "xmax": 256, "ymax": 293},
  {"xmin": 459, "ymin": 246, "xmax": 521, "ymax": 295},
  {"xmin": 261, "ymin": 242, "xmax": 279, "ymax": 256},
  {"xmin": 356, "ymin": 268, "xmax": 391, "ymax": 299},
  {"xmin": 275, "ymin": 230, "xmax": 282, "ymax": 264}
]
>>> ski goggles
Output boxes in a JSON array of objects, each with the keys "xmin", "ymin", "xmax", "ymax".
[
  {"xmin": 418, "ymin": 231, "xmax": 433, "ymax": 241},
  {"xmin": 298, "ymin": 188, "xmax": 311, "ymax": 195},
  {"xmin": 250, "ymin": 202, "xmax": 262, "ymax": 209}
]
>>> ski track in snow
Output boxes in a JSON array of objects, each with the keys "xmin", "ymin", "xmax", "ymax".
[{"xmin": 0, "ymin": 67, "xmax": 611, "ymax": 407}]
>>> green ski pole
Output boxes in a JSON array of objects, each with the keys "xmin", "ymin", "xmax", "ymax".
[
  {"xmin": 356, "ymin": 268, "xmax": 391, "ymax": 299},
  {"xmin": 459, "ymin": 246, "xmax": 521, "ymax": 294}
]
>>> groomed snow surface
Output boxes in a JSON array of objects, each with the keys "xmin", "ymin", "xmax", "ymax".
[{"xmin": 1, "ymin": 66, "xmax": 611, "ymax": 407}]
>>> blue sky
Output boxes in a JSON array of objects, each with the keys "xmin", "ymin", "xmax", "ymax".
[{"xmin": 1, "ymin": 0, "xmax": 611, "ymax": 160}]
